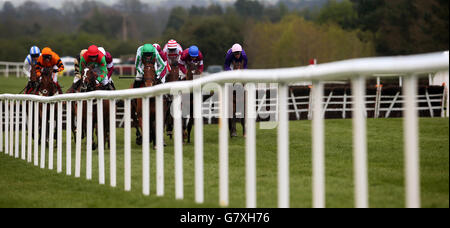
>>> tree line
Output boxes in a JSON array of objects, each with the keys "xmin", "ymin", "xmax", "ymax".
[{"xmin": 0, "ymin": 0, "xmax": 447, "ymax": 69}]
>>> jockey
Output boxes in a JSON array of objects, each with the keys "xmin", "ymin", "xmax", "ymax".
[
  {"xmin": 133, "ymin": 44, "xmax": 166, "ymax": 88},
  {"xmin": 98, "ymin": 47, "xmax": 116, "ymax": 89},
  {"xmin": 224, "ymin": 43, "xmax": 248, "ymax": 71},
  {"xmin": 153, "ymin": 43, "xmax": 170, "ymax": 83},
  {"xmin": 23, "ymin": 46, "xmax": 41, "ymax": 94},
  {"xmin": 79, "ymin": 45, "xmax": 108, "ymax": 88},
  {"xmin": 35, "ymin": 47, "xmax": 64, "ymax": 94},
  {"xmin": 163, "ymin": 39, "xmax": 183, "ymax": 66},
  {"xmin": 70, "ymin": 49, "xmax": 87, "ymax": 92},
  {"xmin": 23, "ymin": 46, "xmax": 41, "ymax": 79},
  {"xmin": 179, "ymin": 45, "xmax": 204, "ymax": 79}
]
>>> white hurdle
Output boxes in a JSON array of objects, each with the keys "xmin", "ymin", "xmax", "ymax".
[{"xmin": 0, "ymin": 51, "xmax": 448, "ymax": 208}]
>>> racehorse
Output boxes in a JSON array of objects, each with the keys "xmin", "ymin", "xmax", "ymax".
[
  {"xmin": 24, "ymin": 64, "xmax": 40, "ymax": 95},
  {"xmin": 37, "ymin": 67, "xmax": 59, "ymax": 144},
  {"xmin": 135, "ymin": 58, "xmax": 157, "ymax": 148},
  {"xmin": 164, "ymin": 63, "xmax": 181, "ymax": 139},
  {"xmin": 73, "ymin": 66, "xmax": 110, "ymax": 150},
  {"xmin": 181, "ymin": 62, "xmax": 198, "ymax": 144},
  {"xmin": 229, "ymin": 60, "xmax": 246, "ymax": 138}
]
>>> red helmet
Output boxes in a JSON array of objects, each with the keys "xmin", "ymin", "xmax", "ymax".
[{"xmin": 86, "ymin": 45, "xmax": 99, "ymax": 57}]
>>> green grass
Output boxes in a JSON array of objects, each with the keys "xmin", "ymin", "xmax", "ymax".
[{"xmin": 0, "ymin": 118, "xmax": 448, "ymax": 208}]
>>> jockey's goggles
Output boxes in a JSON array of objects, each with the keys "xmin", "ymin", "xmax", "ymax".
[
  {"xmin": 43, "ymin": 55, "xmax": 52, "ymax": 60},
  {"xmin": 89, "ymin": 55, "xmax": 98, "ymax": 59},
  {"xmin": 233, "ymin": 51, "xmax": 241, "ymax": 56},
  {"xmin": 31, "ymin": 54, "xmax": 40, "ymax": 58}
]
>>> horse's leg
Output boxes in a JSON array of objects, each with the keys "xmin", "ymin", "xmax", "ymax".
[
  {"xmin": 92, "ymin": 104, "xmax": 97, "ymax": 151},
  {"xmin": 164, "ymin": 98, "xmax": 173, "ymax": 139},
  {"xmin": 132, "ymin": 99, "xmax": 142, "ymax": 145},
  {"xmin": 187, "ymin": 117, "xmax": 193, "ymax": 144}
]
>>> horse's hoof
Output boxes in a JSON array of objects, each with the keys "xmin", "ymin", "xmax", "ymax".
[{"xmin": 136, "ymin": 137, "xmax": 142, "ymax": 146}]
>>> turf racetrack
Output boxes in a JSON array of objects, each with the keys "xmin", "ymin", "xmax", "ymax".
[{"xmin": 0, "ymin": 118, "xmax": 448, "ymax": 208}]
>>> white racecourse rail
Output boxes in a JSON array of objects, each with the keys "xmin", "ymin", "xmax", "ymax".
[{"xmin": 0, "ymin": 51, "xmax": 448, "ymax": 208}]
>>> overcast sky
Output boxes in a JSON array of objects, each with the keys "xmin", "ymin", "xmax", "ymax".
[{"xmin": 1, "ymin": 0, "xmax": 282, "ymax": 9}]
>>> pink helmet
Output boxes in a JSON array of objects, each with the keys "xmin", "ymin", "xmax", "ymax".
[
  {"xmin": 231, "ymin": 43, "xmax": 242, "ymax": 53},
  {"xmin": 167, "ymin": 39, "xmax": 178, "ymax": 49},
  {"xmin": 153, "ymin": 43, "xmax": 162, "ymax": 52}
]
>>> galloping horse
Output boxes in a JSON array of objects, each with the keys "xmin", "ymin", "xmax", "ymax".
[
  {"xmin": 164, "ymin": 62, "xmax": 181, "ymax": 139},
  {"xmin": 37, "ymin": 67, "xmax": 59, "ymax": 144},
  {"xmin": 24, "ymin": 64, "xmax": 40, "ymax": 95},
  {"xmin": 135, "ymin": 58, "xmax": 157, "ymax": 147},
  {"xmin": 230, "ymin": 60, "xmax": 246, "ymax": 137},
  {"xmin": 180, "ymin": 62, "xmax": 198, "ymax": 144},
  {"xmin": 73, "ymin": 66, "xmax": 110, "ymax": 150}
]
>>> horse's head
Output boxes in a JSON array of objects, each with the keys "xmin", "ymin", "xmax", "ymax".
[
  {"xmin": 82, "ymin": 65, "xmax": 98, "ymax": 91},
  {"xmin": 186, "ymin": 62, "xmax": 199, "ymax": 81},
  {"xmin": 38, "ymin": 67, "xmax": 56, "ymax": 96},
  {"xmin": 232, "ymin": 61, "xmax": 243, "ymax": 70},
  {"xmin": 142, "ymin": 60, "xmax": 156, "ymax": 87},
  {"xmin": 168, "ymin": 65, "xmax": 179, "ymax": 82},
  {"xmin": 30, "ymin": 64, "xmax": 39, "ymax": 82}
]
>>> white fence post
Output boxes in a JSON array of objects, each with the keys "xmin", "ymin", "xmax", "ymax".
[
  {"xmin": 27, "ymin": 101, "xmax": 33, "ymax": 163},
  {"xmin": 21, "ymin": 100, "xmax": 26, "ymax": 160},
  {"xmin": 194, "ymin": 85, "xmax": 204, "ymax": 203},
  {"xmin": 48, "ymin": 103, "xmax": 55, "ymax": 170},
  {"xmin": 40, "ymin": 103, "xmax": 47, "ymax": 169},
  {"xmin": 15, "ymin": 101, "xmax": 20, "ymax": 158},
  {"xmin": 57, "ymin": 101, "xmax": 62, "ymax": 173},
  {"xmin": 97, "ymin": 99, "xmax": 105, "ymax": 185},
  {"xmin": 142, "ymin": 97, "xmax": 150, "ymax": 196},
  {"xmin": 34, "ymin": 102, "xmax": 39, "ymax": 166},
  {"xmin": 312, "ymin": 81, "xmax": 325, "ymax": 208},
  {"xmin": 9, "ymin": 100, "xmax": 14, "ymax": 156},
  {"xmin": 245, "ymin": 83, "xmax": 257, "ymax": 208},
  {"xmin": 352, "ymin": 76, "xmax": 369, "ymax": 208},
  {"xmin": 219, "ymin": 84, "xmax": 229, "ymax": 207},
  {"xmin": 403, "ymin": 75, "xmax": 421, "ymax": 208},
  {"xmin": 75, "ymin": 100, "xmax": 82, "ymax": 177},
  {"xmin": 86, "ymin": 99, "xmax": 93, "ymax": 180},
  {"xmin": 4, "ymin": 100, "xmax": 8, "ymax": 155},
  {"xmin": 66, "ymin": 101, "xmax": 72, "ymax": 175},
  {"xmin": 156, "ymin": 95, "xmax": 164, "ymax": 196},
  {"xmin": 109, "ymin": 99, "xmax": 117, "ymax": 187},
  {"xmin": 173, "ymin": 92, "xmax": 183, "ymax": 200},
  {"xmin": 124, "ymin": 99, "xmax": 131, "ymax": 191},
  {"xmin": 278, "ymin": 84, "xmax": 290, "ymax": 208}
]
